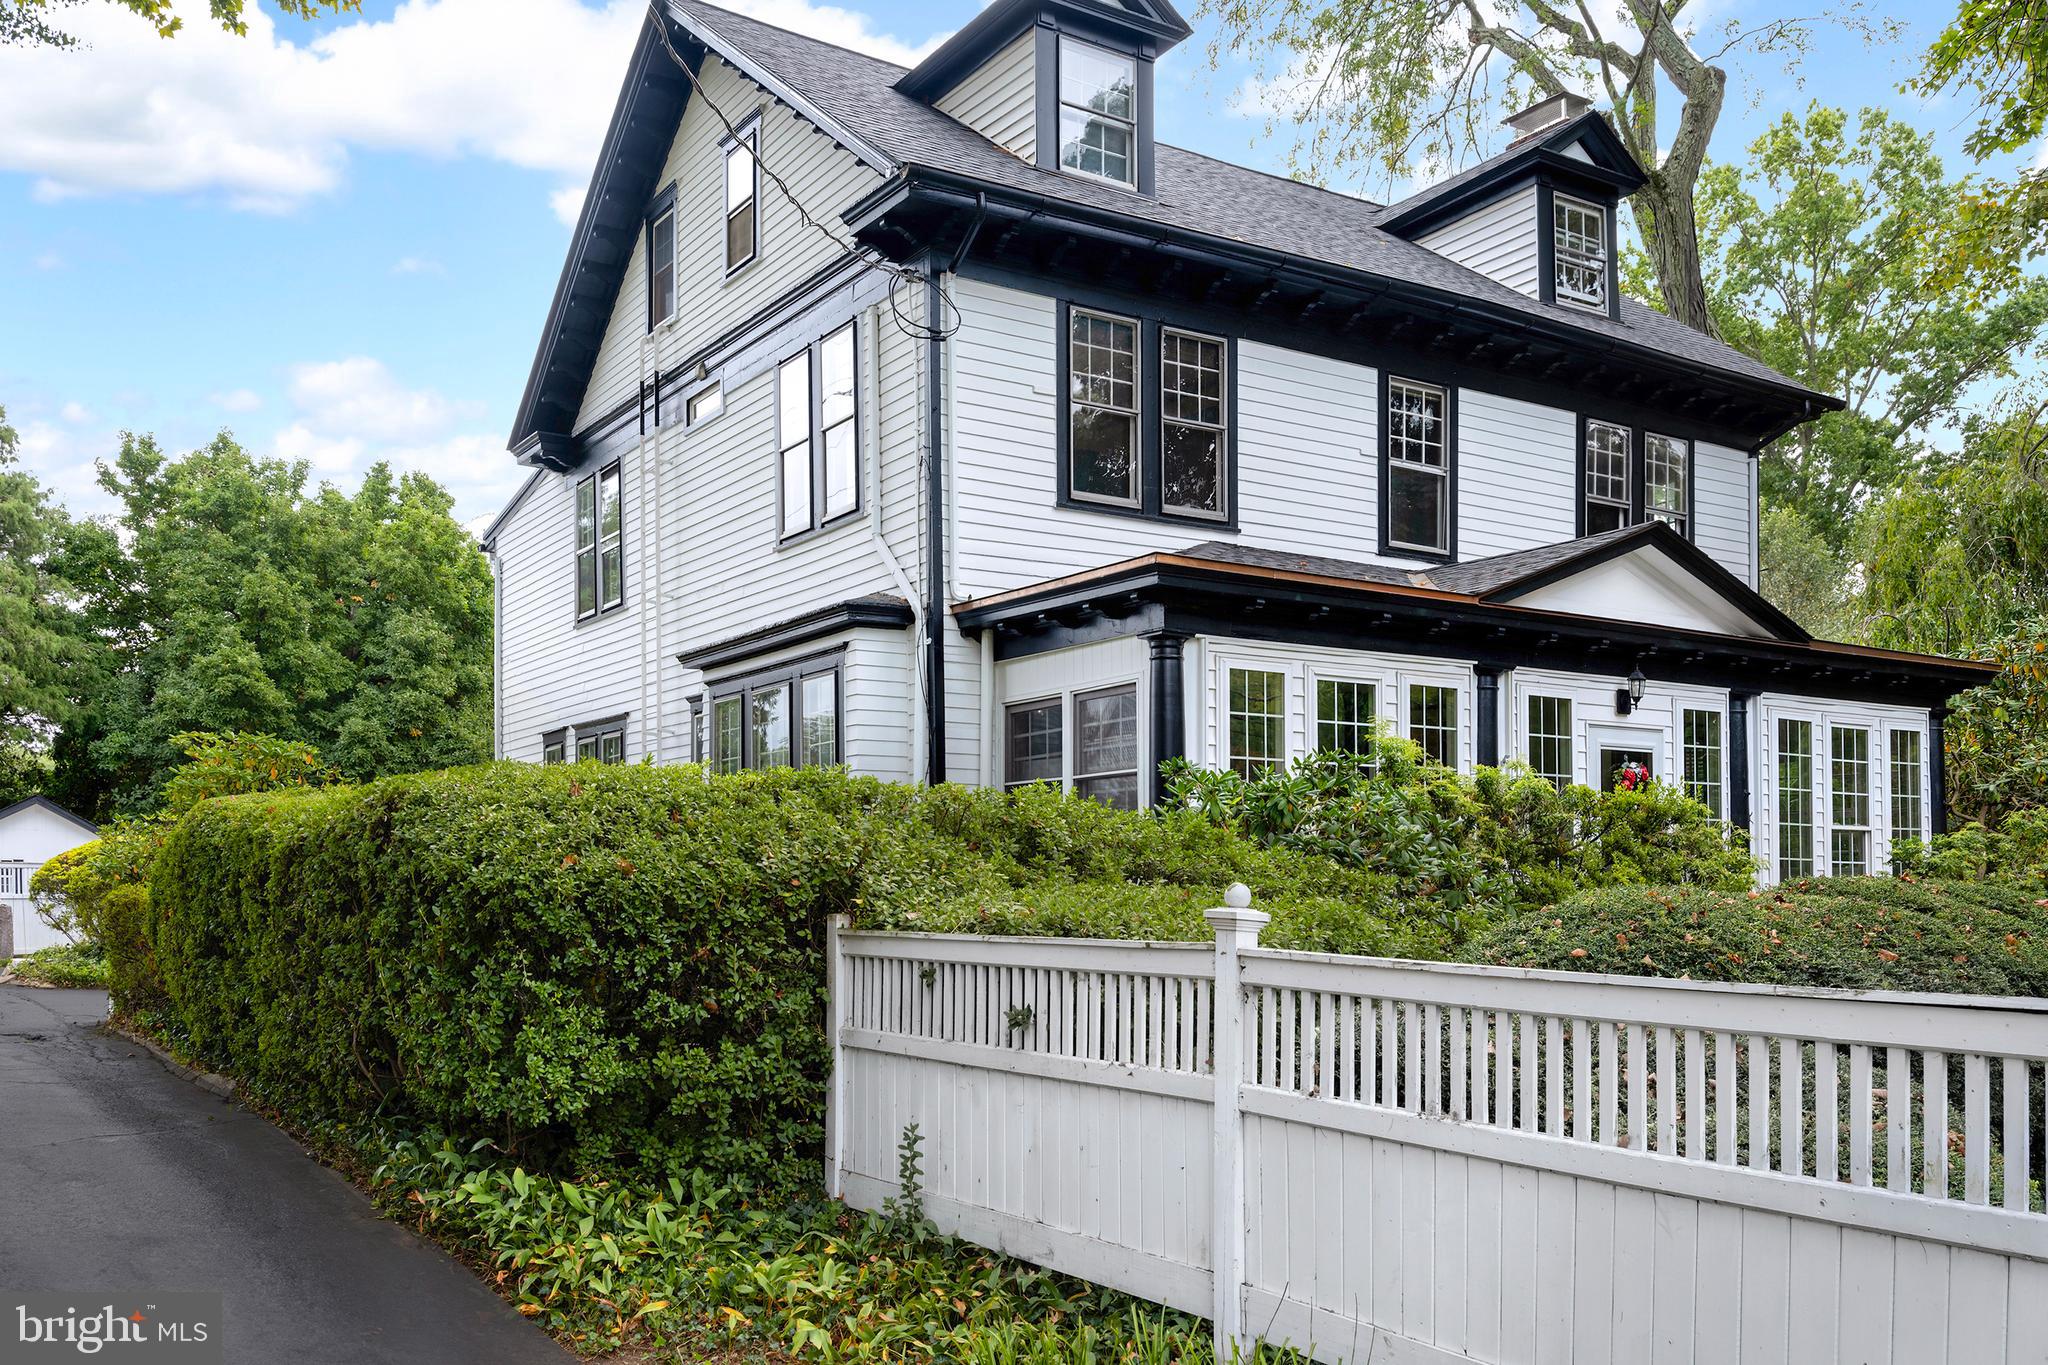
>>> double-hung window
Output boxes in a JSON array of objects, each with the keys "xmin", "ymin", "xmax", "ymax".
[
  {"xmin": 1553, "ymin": 195, "xmax": 1608, "ymax": 311},
  {"xmin": 1682, "ymin": 708, "xmax": 1723, "ymax": 816},
  {"xmin": 1644, "ymin": 433, "xmax": 1689, "ymax": 535},
  {"xmin": 1068, "ymin": 308, "xmax": 1140, "ymax": 506},
  {"xmin": 778, "ymin": 322, "xmax": 859, "ymax": 538},
  {"xmin": 1830, "ymin": 726, "xmax": 1872, "ymax": 875},
  {"xmin": 709, "ymin": 656, "xmax": 841, "ymax": 773},
  {"xmin": 1316, "ymin": 679, "xmax": 1377, "ymax": 758},
  {"xmin": 1057, "ymin": 38, "xmax": 1136, "ymax": 186},
  {"xmin": 724, "ymin": 121, "xmax": 759, "ymax": 272},
  {"xmin": 647, "ymin": 207, "xmax": 676, "ymax": 329},
  {"xmin": 1161, "ymin": 329, "xmax": 1227, "ymax": 516},
  {"xmin": 575, "ymin": 463, "xmax": 624, "ymax": 619},
  {"xmin": 1582, "ymin": 420, "xmax": 1631, "ymax": 534},
  {"xmin": 1002, "ymin": 686, "xmax": 1139, "ymax": 809},
  {"xmin": 1228, "ymin": 668, "xmax": 1285, "ymax": 777},
  {"xmin": 1890, "ymin": 729, "xmax": 1924, "ymax": 848},
  {"xmin": 1384, "ymin": 377, "xmax": 1451, "ymax": 556},
  {"xmin": 1526, "ymin": 695, "xmax": 1573, "ymax": 791}
]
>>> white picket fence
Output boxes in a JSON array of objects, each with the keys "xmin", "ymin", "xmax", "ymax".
[{"xmin": 824, "ymin": 890, "xmax": 2048, "ymax": 1364}]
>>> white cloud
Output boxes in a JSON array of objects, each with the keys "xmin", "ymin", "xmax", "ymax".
[
  {"xmin": 59, "ymin": 401, "xmax": 93, "ymax": 424},
  {"xmin": 210, "ymin": 388, "xmax": 264, "ymax": 413},
  {"xmin": 550, "ymin": 185, "xmax": 588, "ymax": 227},
  {"xmin": 0, "ymin": 0, "xmax": 939, "ymax": 217},
  {"xmin": 285, "ymin": 356, "xmax": 480, "ymax": 444},
  {"xmin": 391, "ymin": 255, "xmax": 446, "ymax": 276}
]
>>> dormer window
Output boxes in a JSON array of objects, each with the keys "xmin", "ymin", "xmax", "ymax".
[
  {"xmin": 1553, "ymin": 194, "xmax": 1608, "ymax": 310},
  {"xmin": 1057, "ymin": 38, "xmax": 1136, "ymax": 186}
]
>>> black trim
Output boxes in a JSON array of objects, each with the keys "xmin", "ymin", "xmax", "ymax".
[
  {"xmin": 540, "ymin": 728, "xmax": 569, "ymax": 764},
  {"xmin": 1376, "ymin": 370, "xmax": 1457, "ymax": 563},
  {"xmin": 775, "ymin": 318, "xmax": 864, "ymax": 544},
  {"xmin": 686, "ymin": 695, "xmax": 705, "ymax": 764},
  {"xmin": 569, "ymin": 714, "xmax": 629, "ymax": 764},
  {"xmin": 925, "ymin": 268, "xmax": 948, "ymax": 784},
  {"xmin": 707, "ymin": 649, "xmax": 844, "ymax": 770},
  {"xmin": 1474, "ymin": 666, "xmax": 1501, "ymax": 767},
  {"xmin": 0, "ymin": 794, "xmax": 97, "ymax": 837},
  {"xmin": 897, "ymin": 0, "xmax": 1190, "ymax": 101},
  {"xmin": 1930, "ymin": 706, "xmax": 1949, "ymax": 836},
  {"xmin": 677, "ymin": 596, "xmax": 912, "ymax": 670},
  {"xmin": 956, "ymin": 560, "xmax": 1987, "ymax": 708},
  {"xmin": 1146, "ymin": 630, "xmax": 1187, "ymax": 804},
  {"xmin": 1377, "ymin": 113, "xmax": 1646, "ymax": 238},
  {"xmin": 574, "ymin": 461, "xmax": 628, "ymax": 625},
  {"xmin": 1574, "ymin": 416, "xmax": 1695, "ymax": 542},
  {"xmin": 1054, "ymin": 298, "xmax": 1238, "ymax": 528},
  {"xmin": 1728, "ymin": 690, "xmax": 1755, "ymax": 830}
]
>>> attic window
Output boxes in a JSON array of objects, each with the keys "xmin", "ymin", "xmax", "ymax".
[
  {"xmin": 724, "ymin": 121, "xmax": 759, "ymax": 273},
  {"xmin": 1553, "ymin": 194, "xmax": 1607, "ymax": 310},
  {"xmin": 648, "ymin": 209, "xmax": 676, "ymax": 329},
  {"xmin": 1057, "ymin": 38, "xmax": 1136, "ymax": 187}
]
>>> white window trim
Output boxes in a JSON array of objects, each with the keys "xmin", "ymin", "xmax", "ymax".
[
  {"xmin": 1553, "ymin": 192, "xmax": 1609, "ymax": 312},
  {"xmin": 1208, "ymin": 646, "xmax": 1474, "ymax": 775},
  {"xmin": 1067, "ymin": 305, "xmax": 1143, "ymax": 510},
  {"xmin": 1055, "ymin": 35, "xmax": 1138, "ymax": 189},
  {"xmin": 1308, "ymin": 670, "xmax": 1381, "ymax": 758},
  {"xmin": 1757, "ymin": 697, "xmax": 1931, "ymax": 883},
  {"xmin": 1384, "ymin": 376, "xmax": 1452, "ymax": 557},
  {"xmin": 722, "ymin": 116, "xmax": 761, "ymax": 277}
]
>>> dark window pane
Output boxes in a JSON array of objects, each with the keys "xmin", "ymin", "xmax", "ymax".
[
  {"xmin": 727, "ymin": 200, "xmax": 755, "ymax": 269},
  {"xmin": 1070, "ymin": 406, "xmax": 1136, "ymax": 501},
  {"xmin": 1074, "ymin": 773, "xmax": 1138, "ymax": 811},
  {"xmin": 713, "ymin": 697, "xmax": 743, "ymax": 774},
  {"xmin": 599, "ymin": 732, "xmax": 623, "ymax": 764},
  {"xmin": 576, "ymin": 549, "xmax": 597, "ymax": 617},
  {"xmin": 1316, "ymin": 679, "xmax": 1376, "ymax": 757},
  {"xmin": 752, "ymin": 683, "xmax": 791, "ymax": 769},
  {"xmin": 1162, "ymin": 422, "xmax": 1221, "ymax": 513},
  {"xmin": 1075, "ymin": 686, "xmax": 1137, "ymax": 775},
  {"xmin": 600, "ymin": 546, "xmax": 623, "ymax": 610},
  {"xmin": 1388, "ymin": 464, "xmax": 1445, "ymax": 552}
]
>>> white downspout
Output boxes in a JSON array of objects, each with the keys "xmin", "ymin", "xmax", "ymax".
[{"xmin": 979, "ymin": 626, "xmax": 996, "ymax": 789}]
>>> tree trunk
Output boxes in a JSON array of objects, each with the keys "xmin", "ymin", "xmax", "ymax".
[{"xmin": 1631, "ymin": 170, "xmax": 1720, "ymax": 338}]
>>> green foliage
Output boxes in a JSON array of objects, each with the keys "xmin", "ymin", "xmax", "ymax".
[
  {"xmin": 1161, "ymin": 748, "xmax": 1753, "ymax": 923},
  {"xmin": 0, "ymin": 404, "xmax": 91, "ymax": 757},
  {"xmin": 157, "ymin": 730, "xmax": 339, "ymax": 815},
  {"xmin": 365, "ymin": 1129, "xmax": 1297, "ymax": 1362},
  {"xmin": 1693, "ymin": 106, "xmax": 2048, "ymax": 548},
  {"xmin": 30, "ymin": 821, "xmax": 167, "ymax": 1012},
  {"xmin": 55, "ymin": 436, "xmax": 492, "ymax": 816},
  {"xmin": 0, "ymin": 739, "xmax": 52, "ymax": 807},
  {"xmin": 5, "ymin": 941, "xmax": 108, "ymax": 989},
  {"xmin": 1467, "ymin": 877, "xmax": 2048, "ymax": 996},
  {"xmin": 1756, "ymin": 504, "xmax": 1852, "ymax": 641},
  {"xmin": 1894, "ymin": 807, "xmax": 2048, "ymax": 890},
  {"xmin": 0, "ymin": 0, "xmax": 358, "ymax": 48}
]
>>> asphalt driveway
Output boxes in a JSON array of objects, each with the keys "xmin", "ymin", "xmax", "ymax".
[{"xmin": 0, "ymin": 985, "xmax": 571, "ymax": 1364}]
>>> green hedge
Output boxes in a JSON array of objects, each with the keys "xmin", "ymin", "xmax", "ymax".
[
  {"xmin": 136, "ymin": 763, "xmax": 1448, "ymax": 1188},
  {"xmin": 1465, "ymin": 876, "xmax": 2048, "ymax": 995}
]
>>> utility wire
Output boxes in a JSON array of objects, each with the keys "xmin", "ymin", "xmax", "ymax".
[{"xmin": 644, "ymin": 0, "xmax": 961, "ymax": 342}]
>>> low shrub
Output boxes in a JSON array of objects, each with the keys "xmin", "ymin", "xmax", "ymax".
[
  {"xmin": 1893, "ymin": 807, "xmax": 2048, "ymax": 890},
  {"xmin": 4, "ymin": 941, "xmax": 109, "ymax": 989},
  {"xmin": 1465, "ymin": 876, "xmax": 2048, "ymax": 995},
  {"xmin": 30, "ymin": 821, "xmax": 169, "ymax": 1013},
  {"xmin": 1164, "ymin": 747, "xmax": 1755, "ymax": 917}
]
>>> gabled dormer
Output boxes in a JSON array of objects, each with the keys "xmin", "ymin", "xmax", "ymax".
[
  {"xmin": 1379, "ymin": 93, "xmax": 1647, "ymax": 322},
  {"xmin": 895, "ymin": 0, "xmax": 1191, "ymax": 195}
]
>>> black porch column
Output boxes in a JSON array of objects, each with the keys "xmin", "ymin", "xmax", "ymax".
[
  {"xmin": 1728, "ymin": 691, "xmax": 1756, "ymax": 831},
  {"xmin": 1930, "ymin": 706, "xmax": 1949, "ymax": 836},
  {"xmin": 1474, "ymin": 666, "xmax": 1502, "ymax": 768},
  {"xmin": 1147, "ymin": 632, "xmax": 1188, "ymax": 806}
]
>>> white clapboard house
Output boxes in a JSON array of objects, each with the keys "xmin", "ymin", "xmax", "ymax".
[
  {"xmin": 0, "ymin": 795, "xmax": 97, "ymax": 956},
  {"xmin": 484, "ymin": 0, "xmax": 1992, "ymax": 883}
]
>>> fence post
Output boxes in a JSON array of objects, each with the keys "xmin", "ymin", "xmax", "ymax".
[
  {"xmin": 824, "ymin": 911, "xmax": 851, "ymax": 1200},
  {"xmin": 1205, "ymin": 883, "xmax": 1267, "ymax": 1362}
]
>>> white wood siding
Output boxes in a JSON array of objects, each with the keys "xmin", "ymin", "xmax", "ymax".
[
  {"xmin": 935, "ymin": 31, "xmax": 1036, "ymax": 162},
  {"xmin": 1695, "ymin": 440, "xmax": 1758, "ymax": 587},
  {"xmin": 1458, "ymin": 388, "xmax": 1577, "ymax": 558},
  {"xmin": 491, "ymin": 465, "xmax": 649, "ymax": 762},
  {"xmin": 572, "ymin": 55, "xmax": 885, "ymax": 434},
  {"xmin": 1416, "ymin": 184, "xmax": 1541, "ymax": 298}
]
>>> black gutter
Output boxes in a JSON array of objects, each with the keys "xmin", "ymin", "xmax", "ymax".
[
  {"xmin": 924, "ymin": 264, "xmax": 947, "ymax": 784},
  {"xmin": 677, "ymin": 596, "xmax": 913, "ymax": 672},
  {"xmin": 845, "ymin": 169, "xmax": 1843, "ymax": 421}
]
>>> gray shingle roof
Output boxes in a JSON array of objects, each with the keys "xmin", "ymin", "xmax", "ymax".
[
  {"xmin": 1424, "ymin": 525, "xmax": 1646, "ymax": 595},
  {"xmin": 1174, "ymin": 540, "xmax": 1422, "ymax": 589},
  {"xmin": 668, "ymin": 0, "xmax": 1817, "ymax": 398}
]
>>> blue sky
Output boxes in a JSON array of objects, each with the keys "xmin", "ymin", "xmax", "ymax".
[{"xmin": 0, "ymin": 0, "xmax": 1996, "ymax": 530}]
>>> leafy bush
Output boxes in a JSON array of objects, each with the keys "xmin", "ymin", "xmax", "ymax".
[
  {"xmin": 1465, "ymin": 876, "xmax": 2048, "ymax": 996},
  {"xmin": 1164, "ymin": 747, "xmax": 1755, "ymax": 918},
  {"xmin": 158, "ymin": 730, "xmax": 339, "ymax": 816},
  {"xmin": 134, "ymin": 764, "xmax": 1462, "ymax": 1189},
  {"xmin": 30, "ymin": 821, "xmax": 168, "ymax": 1013},
  {"xmin": 1893, "ymin": 806, "xmax": 2048, "ymax": 890},
  {"xmin": 4, "ymin": 940, "xmax": 109, "ymax": 989}
]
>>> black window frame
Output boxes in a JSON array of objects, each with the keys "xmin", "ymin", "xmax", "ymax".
[
  {"xmin": 1377, "ymin": 370, "xmax": 1457, "ymax": 562},
  {"xmin": 644, "ymin": 182, "xmax": 678, "ymax": 332},
  {"xmin": 777, "ymin": 320, "xmax": 863, "ymax": 543},
  {"xmin": 1549, "ymin": 191, "xmax": 1610, "ymax": 314},
  {"xmin": 1004, "ymin": 696, "xmax": 1065, "ymax": 789},
  {"xmin": 722, "ymin": 116, "xmax": 761, "ymax": 276},
  {"xmin": 574, "ymin": 461, "xmax": 626, "ymax": 622},
  {"xmin": 566, "ymin": 716, "xmax": 626, "ymax": 764},
  {"xmin": 1534, "ymin": 180, "xmax": 1622, "ymax": 322},
  {"xmin": 1573, "ymin": 416, "xmax": 1696, "ymax": 542},
  {"xmin": 708, "ymin": 649, "xmax": 843, "ymax": 772},
  {"xmin": 540, "ymin": 730, "xmax": 567, "ymax": 764},
  {"xmin": 1056, "ymin": 299, "xmax": 1239, "ymax": 529}
]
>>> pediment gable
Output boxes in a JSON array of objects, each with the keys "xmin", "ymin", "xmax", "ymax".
[{"xmin": 1504, "ymin": 543, "xmax": 1781, "ymax": 638}]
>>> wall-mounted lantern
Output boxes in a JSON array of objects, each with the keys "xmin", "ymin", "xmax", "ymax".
[{"xmin": 1615, "ymin": 665, "xmax": 1648, "ymax": 716}]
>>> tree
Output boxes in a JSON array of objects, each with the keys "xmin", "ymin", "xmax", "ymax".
[
  {"xmin": 1, "ymin": 0, "xmax": 356, "ymax": 48},
  {"xmin": 0, "ymin": 405, "xmax": 86, "ymax": 772},
  {"xmin": 1203, "ymin": 0, "xmax": 1891, "ymax": 333},
  {"xmin": 1689, "ymin": 106, "xmax": 2048, "ymax": 545},
  {"xmin": 1911, "ymin": 0, "xmax": 2048, "ymax": 266},
  {"xmin": 1755, "ymin": 504, "xmax": 1850, "ymax": 641},
  {"xmin": 54, "ymin": 433, "xmax": 494, "ymax": 815}
]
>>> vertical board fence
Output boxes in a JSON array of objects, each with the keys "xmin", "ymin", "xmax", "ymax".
[{"xmin": 825, "ymin": 892, "xmax": 2048, "ymax": 1364}]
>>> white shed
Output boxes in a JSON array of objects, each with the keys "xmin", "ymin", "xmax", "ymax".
[{"xmin": 0, "ymin": 796, "xmax": 99, "ymax": 956}]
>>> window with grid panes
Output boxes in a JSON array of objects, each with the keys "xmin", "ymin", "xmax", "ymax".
[
  {"xmin": 1385, "ymin": 378, "xmax": 1449, "ymax": 554},
  {"xmin": 1161, "ymin": 328, "xmax": 1226, "ymax": 516},
  {"xmin": 1777, "ymin": 718, "xmax": 1815, "ymax": 879},
  {"xmin": 1228, "ymin": 668, "xmax": 1285, "ymax": 777},
  {"xmin": 1831, "ymin": 726, "xmax": 1871, "ymax": 875},
  {"xmin": 1409, "ymin": 683, "xmax": 1458, "ymax": 768},
  {"xmin": 1526, "ymin": 695, "xmax": 1572, "ymax": 790},
  {"xmin": 1890, "ymin": 729, "xmax": 1924, "ymax": 848},
  {"xmin": 1316, "ymin": 679, "xmax": 1377, "ymax": 757},
  {"xmin": 1583, "ymin": 420, "xmax": 1630, "ymax": 534},
  {"xmin": 1073, "ymin": 685, "xmax": 1138, "ymax": 809},
  {"xmin": 1645, "ymin": 433, "xmax": 1688, "ymax": 534},
  {"xmin": 1004, "ymin": 700, "xmax": 1063, "ymax": 789},
  {"xmin": 1682, "ymin": 708, "xmax": 1722, "ymax": 816},
  {"xmin": 1068, "ymin": 309, "xmax": 1139, "ymax": 504},
  {"xmin": 1553, "ymin": 195, "xmax": 1608, "ymax": 309}
]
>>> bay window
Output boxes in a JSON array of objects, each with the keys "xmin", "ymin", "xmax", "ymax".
[{"xmin": 710, "ymin": 655, "xmax": 841, "ymax": 772}]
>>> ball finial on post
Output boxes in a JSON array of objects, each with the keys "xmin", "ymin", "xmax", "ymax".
[{"xmin": 1224, "ymin": 882, "xmax": 1252, "ymax": 909}]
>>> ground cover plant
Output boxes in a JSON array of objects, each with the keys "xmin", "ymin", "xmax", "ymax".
[{"xmin": 2, "ymin": 940, "xmax": 108, "ymax": 988}]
